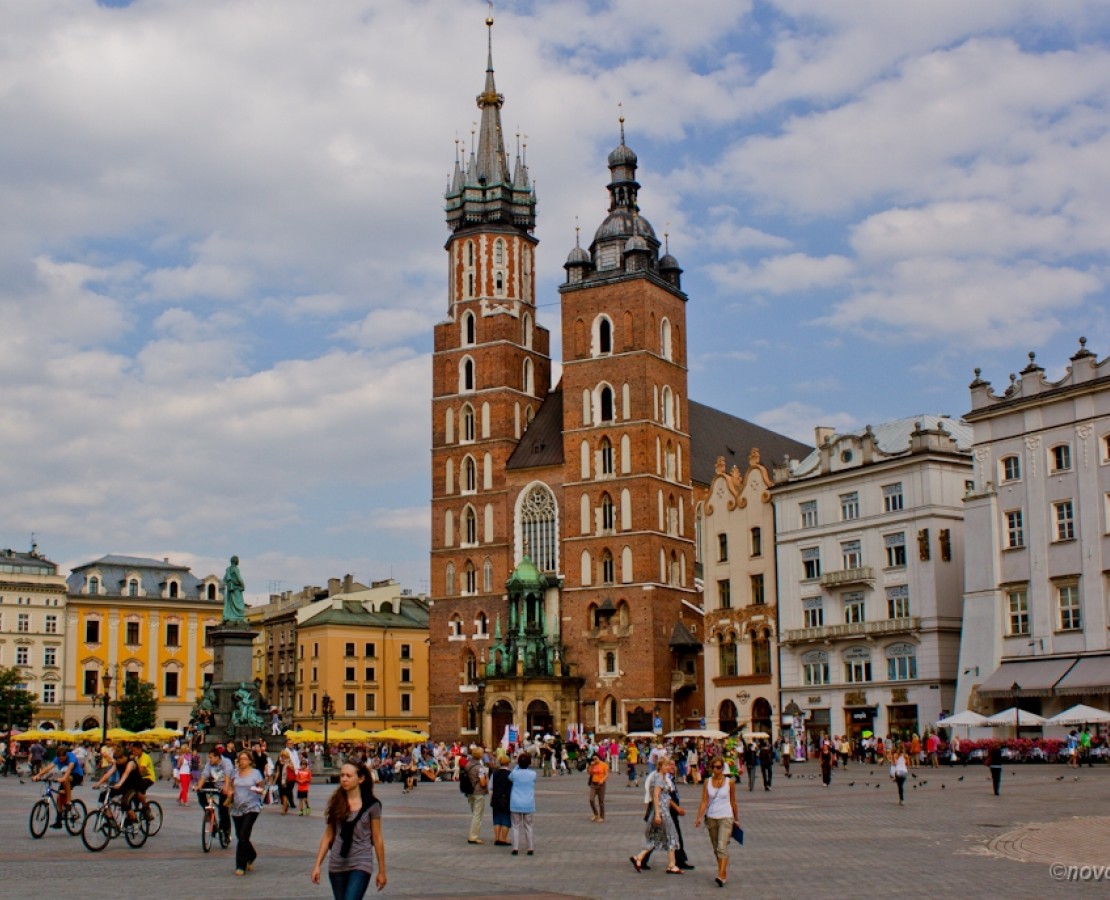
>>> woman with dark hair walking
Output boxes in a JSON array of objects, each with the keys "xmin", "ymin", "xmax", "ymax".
[
  {"xmin": 311, "ymin": 761, "xmax": 386, "ymax": 898},
  {"xmin": 230, "ymin": 750, "xmax": 265, "ymax": 876}
]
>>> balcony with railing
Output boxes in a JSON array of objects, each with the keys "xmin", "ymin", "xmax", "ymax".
[
  {"xmin": 671, "ymin": 669, "xmax": 698, "ymax": 692},
  {"xmin": 819, "ymin": 566, "xmax": 875, "ymax": 588},
  {"xmin": 781, "ymin": 616, "xmax": 921, "ymax": 645}
]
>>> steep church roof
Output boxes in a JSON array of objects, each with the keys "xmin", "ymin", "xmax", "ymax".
[
  {"xmin": 687, "ymin": 400, "xmax": 811, "ymax": 487},
  {"xmin": 505, "ymin": 388, "xmax": 564, "ymax": 469}
]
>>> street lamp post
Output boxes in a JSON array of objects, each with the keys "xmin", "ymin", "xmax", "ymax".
[
  {"xmin": 322, "ymin": 693, "xmax": 335, "ymax": 767},
  {"xmin": 99, "ymin": 672, "xmax": 114, "ymax": 746}
]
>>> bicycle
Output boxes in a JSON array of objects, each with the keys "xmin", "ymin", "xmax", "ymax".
[
  {"xmin": 199, "ymin": 788, "xmax": 231, "ymax": 852},
  {"xmin": 136, "ymin": 797, "xmax": 164, "ymax": 836},
  {"xmin": 29, "ymin": 779, "xmax": 87, "ymax": 838},
  {"xmin": 81, "ymin": 788, "xmax": 148, "ymax": 852}
]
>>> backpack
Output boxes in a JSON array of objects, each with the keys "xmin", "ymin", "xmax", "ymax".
[{"xmin": 459, "ymin": 762, "xmax": 474, "ymax": 795}]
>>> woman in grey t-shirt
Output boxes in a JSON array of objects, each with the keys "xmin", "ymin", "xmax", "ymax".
[
  {"xmin": 311, "ymin": 761, "xmax": 385, "ymax": 897},
  {"xmin": 230, "ymin": 750, "xmax": 265, "ymax": 876}
]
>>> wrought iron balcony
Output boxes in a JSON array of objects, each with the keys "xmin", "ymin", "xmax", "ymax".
[
  {"xmin": 781, "ymin": 616, "xmax": 921, "ymax": 645},
  {"xmin": 819, "ymin": 566, "xmax": 875, "ymax": 587}
]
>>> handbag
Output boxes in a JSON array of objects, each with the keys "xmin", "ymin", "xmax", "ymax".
[{"xmin": 731, "ymin": 822, "xmax": 744, "ymax": 845}]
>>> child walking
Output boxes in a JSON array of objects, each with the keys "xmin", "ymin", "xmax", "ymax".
[{"xmin": 296, "ymin": 759, "xmax": 312, "ymax": 815}]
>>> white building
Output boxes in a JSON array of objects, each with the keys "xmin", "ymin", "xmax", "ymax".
[
  {"xmin": 0, "ymin": 546, "xmax": 68, "ymax": 729},
  {"xmin": 773, "ymin": 417, "xmax": 971, "ymax": 746},
  {"xmin": 701, "ymin": 449, "xmax": 780, "ymax": 736},
  {"xmin": 955, "ymin": 342, "xmax": 1110, "ymax": 718}
]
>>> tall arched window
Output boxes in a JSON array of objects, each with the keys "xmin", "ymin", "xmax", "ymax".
[
  {"xmin": 494, "ymin": 238, "xmax": 504, "ymax": 265},
  {"xmin": 518, "ymin": 483, "xmax": 559, "ymax": 573},
  {"xmin": 661, "ymin": 386, "xmax": 672, "ymax": 425},
  {"xmin": 660, "ymin": 317, "xmax": 672, "ymax": 360},
  {"xmin": 523, "ymin": 358, "xmax": 534, "ymax": 395},
  {"xmin": 752, "ymin": 628, "xmax": 771, "ymax": 675},
  {"xmin": 460, "ymin": 404, "xmax": 475, "ymax": 442},
  {"xmin": 601, "ymin": 549, "xmax": 615, "ymax": 585},
  {"xmin": 462, "ymin": 311, "xmax": 476, "ymax": 346},
  {"xmin": 445, "ymin": 562, "xmax": 456, "ymax": 596},
  {"xmin": 596, "ymin": 316, "xmax": 612, "ymax": 355},
  {"xmin": 128, "ymin": 578, "xmax": 139, "ymax": 597},
  {"xmin": 460, "ymin": 357, "xmax": 475, "ymax": 392},
  {"xmin": 464, "ymin": 506, "xmax": 478, "ymax": 544},
  {"xmin": 465, "ymin": 560, "xmax": 477, "ymax": 594},
  {"xmin": 718, "ymin": 633, "xmax": 738, "ymax": 677},
  {"xmin": 88, "ymin": 576, "xmax": 100, "ymax": 595},
  {"xmin": 600, "ymin": 493, "xmax": 614, "ymax": 532},
  {"xmin": 599, "ymin": 437, "xmax": 614, "ymax": 476},
  {"xmin": 168, "ymin": 581, "xmax": 179, "ymax": 598},
  {"xmin": 482, "ymin": 558, "xmax": 493, "ymax": 593},
  {"xmin": 463, "ymin": 456, "xmax": 477, "ymax": 493},
  {"xmin": 599, "ymin": 385, "xmax": 614, "ymax": 422},
  {"xmin": 523, "ymin": 313, "xmax": 533, "ymax": 349}
]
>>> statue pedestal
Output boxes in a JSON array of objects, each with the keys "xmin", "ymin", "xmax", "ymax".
[{"xmin": 199, "ymin": 625, "xmax": 284, "ymax": 756}]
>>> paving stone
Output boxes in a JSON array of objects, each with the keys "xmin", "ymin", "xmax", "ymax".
[{"xmin": 1, "ymin": 763, "xmax": 1107, "ymax": 897}]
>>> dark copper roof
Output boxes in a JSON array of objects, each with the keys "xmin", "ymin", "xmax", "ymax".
[
  {"xmin": 506, "ymin": 389, "xmax": 564, "ymax": 470},
  {"xmin": 687, "ymin": 400, "xmax": 811, "ymax": 487}
]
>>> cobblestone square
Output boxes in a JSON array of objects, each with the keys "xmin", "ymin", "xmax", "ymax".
[{"xmin": 2, "ymin": 762, "xmax": 1107, "ymax": 898}]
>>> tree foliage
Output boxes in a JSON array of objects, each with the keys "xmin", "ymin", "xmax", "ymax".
[
  {"xmin": 116, "ymin": 680, "xmax": 158, "ymax": 732},
  {"xmin": 0, "ymin": 666, "xmax": 37, "ymax": 731}
]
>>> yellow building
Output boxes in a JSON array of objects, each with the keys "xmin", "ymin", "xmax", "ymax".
[
  {"xmin": 0, "ymin": 546, "xmax": 69, "ymax": 728},
  {"xmin": 64, "ymin": 555, "xmax": 223, "ymax": 731},
  {"xmin": 295, "ymin": 578, "xmax": 429, "ymax": 734}
]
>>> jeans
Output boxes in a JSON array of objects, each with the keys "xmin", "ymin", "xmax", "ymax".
[
  {"xmin": 232, "ymin": 811, "xmax": 259, "ymax": 870},
  {"xmin": 990, "ymin": 766, "xmax": 1002, "ymax": 795},
  {"xmin": 329, "ymin": 868, "xmax": 372, "ymax": 900},
  {"xmin": 895, "ymin": 774, "xmax": 906, "ymax": 802}
]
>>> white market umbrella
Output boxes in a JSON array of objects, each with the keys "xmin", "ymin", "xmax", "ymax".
[
  {"xmin": 986, "ymin": 707, "xmax": 1046, "ymax": 726},
  {"xmin": 936, "ymin": 710, "xmax": 990, "ymax": 728},
  {"xmin": 1045, "ymin": 704, "xmax": 1110, "ymax": 726},
  {"xmin": 666, "ymin": 728, "xmax": 728, "ymax": 740}
]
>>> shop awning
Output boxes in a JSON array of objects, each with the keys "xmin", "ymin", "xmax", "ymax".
[
  {"xmin": 977, "ymin": 657, "xmax": 1077, "ymax": 698},
  {"xmin": 1054, "ymin": 655, "xmax": 1110, "ymax": 696}
]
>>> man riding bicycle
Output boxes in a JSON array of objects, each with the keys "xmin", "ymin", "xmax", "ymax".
[
  {"xmin": 31, "ymin": 743, "xmax": 85, "ymax": 828},
  {"xmin": 130, "ymin": 742, "xmax": 157, "ymax": 819},
  {"xmin": 95, "ymin": 746, "xmax": 144, "ymax": 823},
  {"xmin": 196, "ymin": 748, "xmax": 233, "ymax": 840}
]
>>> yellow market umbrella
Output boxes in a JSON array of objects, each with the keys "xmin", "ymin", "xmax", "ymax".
[
  {"xmin": 75, "ymin": 728, "xmax": 104, "ymax": 743},
  {"xmin": 369, "ymin": 728, "xmax": 427, "ymax": 743},
  {"xmin": 286, "ymin": 729, "xmax": 324, "ymax": 742},
  {"xmin": 106, "ymin": 727, "xmax": 138, "ymax": 741},
  {"xmin": 135, "ymin": 727, "xmax": 182, "ymax": 742},
  {"xmin": 15, "ymin": 729, "xmax": 77, "ymax": 742},
  {"xmin": 333, "ymin": 728, "xmax": 373, "ymax": 742}
]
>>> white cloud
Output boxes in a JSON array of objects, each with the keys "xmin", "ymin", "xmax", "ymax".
[
  {"xmin": 753, "ymin": 401, "xmax": 860, "ymax": 447},
  {"xmin": 823, "ymin": 258, "xmax": 1102, "ymax": 347}
]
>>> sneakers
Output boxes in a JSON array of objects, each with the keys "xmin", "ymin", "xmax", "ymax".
[{"xmin": 50, "ymin": 821, "xmax": 63, "ymax": 830}]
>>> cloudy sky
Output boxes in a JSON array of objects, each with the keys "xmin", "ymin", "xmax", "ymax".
[{"xmin": 3, "ymin": 0, "xmax": 1108, "ymax": 600}]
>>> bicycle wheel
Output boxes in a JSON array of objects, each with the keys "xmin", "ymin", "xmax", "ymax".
[
  {"xmin": 144, "ymin": 800, "xmax": 163, "ymax": 836},
  {"xmin": 202, "ymin": 811, "xmax": 213, "ymax": 852},
  {"xmin": 65, "ymin": 798, "xmax": 88, "ymax": 835},
  {"xmin": 29, "ymin": 800, "xmax": 50, "ymax": 838},
  {"xmin": 123, "ymin": 814, "xmax": 148, "ymax": 848},
  {"xmin": 81, "ymin": 809, "xmax": 111, "ymax": 852}
]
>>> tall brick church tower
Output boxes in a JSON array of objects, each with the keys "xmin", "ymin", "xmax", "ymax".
[
  {"xmin": 428, "ymin": 17, "xmax": 554, "ymax": 738},
  {"xmin": 428, "ymin": 18, "xmax": 702, "ymax": 742},
  {"xmin": 557, "ymin": 121, "xmax": 698, "ymax": 736}
]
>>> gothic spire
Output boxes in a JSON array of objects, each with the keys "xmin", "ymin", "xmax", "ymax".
[{"xmin": 444, "ymin": 12, "xmax": 536, "ymax": 234}]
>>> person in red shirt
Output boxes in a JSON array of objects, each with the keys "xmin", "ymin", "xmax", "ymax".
[{"xmin": 296, "ymin": 759, "xmax": 313, "ymax": 815}]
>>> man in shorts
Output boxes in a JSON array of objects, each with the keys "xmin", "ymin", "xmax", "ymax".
[{"xmin": 32, "ymin": 744, "xmax": 85, "ymax": 827}]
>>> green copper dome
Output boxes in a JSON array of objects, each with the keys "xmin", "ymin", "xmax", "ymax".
[{"xmin": 506, "ymin": 554, "xmax": 545, "ymax": 591}]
